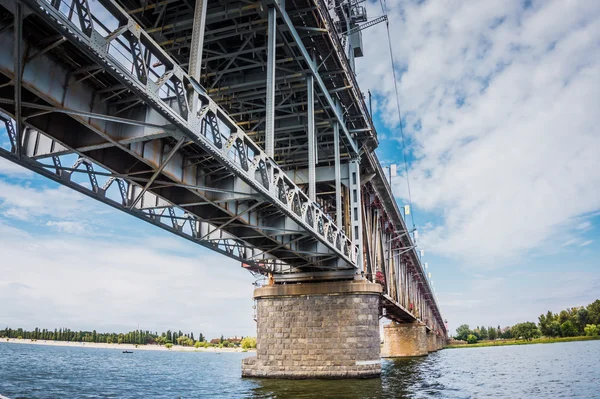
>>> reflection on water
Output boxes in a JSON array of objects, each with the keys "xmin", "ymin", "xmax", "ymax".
[
  {"xmin": 249, "ymin": 356, "xmax": 437, "ymax": 399},
  {"xmin": 251, "ymin": 373, "xmax": 385, "ymax": 399},
  {"xmin": 1, "ymin": 341, "xmax": 599, "ymax": 398}
]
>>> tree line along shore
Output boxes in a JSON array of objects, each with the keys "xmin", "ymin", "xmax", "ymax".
[
  {"xmin": 449, "ymin": 299, "xmax": 600, "ymax": 348},
  {"xmin": 0, "ymin": 327, "xmax": 257, "ymax": 350}
]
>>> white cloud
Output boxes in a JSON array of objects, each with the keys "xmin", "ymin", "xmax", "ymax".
[
  {"xmin": 356, "ymin": 0, "xmax": 600, "ymax": 263},
  {"xmin": 0, "ymin": 176, "xmax": 258, "ymax": 339},
  {"xmin": 0, "ymin": 179, "xmax": 104, "ymax": 225},
  {"xmin": 576, "ymin": 221, "xmax": 592, "ymax": 231},
  {"xmin": 45, "ymin": 221, "xmax": 88, "ymax": 234},
  {"xmin": 0, "ymin": 162, "xmax": 259, "ymax": 339},
  {"xmin": 579, "ymin": 240, "xmax": 593, "ymax": 247},
  {"xmin": 0, "ymin": 221, "xmax": 256, "ymax": 338},
  {"xmin": 0, "ymin": 174, "xmax": 259, "ymax": 338},
  {"xmin": 0, "ymin": 157, "xmax": 32, "ymax": 177}
]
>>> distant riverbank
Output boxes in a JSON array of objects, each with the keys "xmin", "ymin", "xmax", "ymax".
[
  {"xmin": 446, "ymin": 335, "xmax": 600, "ymax": 349},
  {"xmin": 0, "ymin": 338, "xmax": 254, "ymax": 353}
]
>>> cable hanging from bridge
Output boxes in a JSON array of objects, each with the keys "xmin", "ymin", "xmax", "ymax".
[{"xmin": 379, "ymin": 0, "xmax": 416, "ymax": 230}]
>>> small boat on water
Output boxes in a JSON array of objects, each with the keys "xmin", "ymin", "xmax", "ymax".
[{"xmin": 122, "ymin": 351, "xmax": 133, "ymax": 354}]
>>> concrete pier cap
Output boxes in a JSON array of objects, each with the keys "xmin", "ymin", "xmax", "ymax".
[{"xmin": 241, "ymin": 280, "xmax": 383, "ymax": 379}]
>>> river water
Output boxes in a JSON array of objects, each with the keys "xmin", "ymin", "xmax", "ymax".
[{"xmin": 0, "ymin": 341, "xmax": 598, "ymax": 398}]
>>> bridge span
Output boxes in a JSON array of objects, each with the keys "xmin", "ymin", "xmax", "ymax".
[{"xmin": 0, "ymin": 0, "xmax": 446, "ymax": 378}]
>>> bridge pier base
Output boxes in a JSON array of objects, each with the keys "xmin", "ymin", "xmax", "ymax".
[
  {"xmin": 382, "ymin": 322, "xmax": 428, "ymax": 357},
  {"xmin": 427, "ymin": 331, "xmax": 437, "ymax": 352},
  {"xmin": 241, "ymin": 280, "xmax": 383, "ymax": 379},
  {"xmin": 438, "ymin": 335, "xmax": 447, "ymax": 349}
]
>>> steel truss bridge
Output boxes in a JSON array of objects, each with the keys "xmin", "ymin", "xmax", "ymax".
[{"xmin": 0, "ymin": 0, "xmax": 446, "ymax": 335}]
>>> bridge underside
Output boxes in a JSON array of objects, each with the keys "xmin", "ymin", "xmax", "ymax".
[{"xmin": 0, "ymin": 0, "xmax": 447, "ymax": 377}]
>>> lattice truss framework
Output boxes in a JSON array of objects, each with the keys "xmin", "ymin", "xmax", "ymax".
[
  {"xmin": 0, "ymin": 0, "xmax": 447, "ymax": 334},
  {"xmin": 0, "ymin": 0, "xmax": 365, "ymax": 274}
]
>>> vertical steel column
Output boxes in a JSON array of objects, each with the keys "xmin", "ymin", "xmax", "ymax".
[
  {"xmin": 188, "ymin": 0, "xmax": 207, "ymax": 114},
  {"xmin": 265, "ymin": 7, "xmax": 277, "ymax": 158},
  {"xmin": 349, "ymin": 159, "xmax": 364, "ymax": 273},
  {"xmin": 345, "ymin": 2, "xmax": 355, "ymax": 72},
  {"xmin": 307, "ymin": 74, "xmax": 316, "ymax": 201},
  {"xmin": 334, "ymin": 122, "xmax": 342, "ymax": 228},
  {"xmin": 396, "ymin": 252, "xmax": 401, "ymax": 303},
  {"xmin": 14, "ymin": 3, "xmax": 23, "ymax": 158}
]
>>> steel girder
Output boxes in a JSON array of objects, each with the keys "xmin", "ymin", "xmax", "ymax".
[{"xmin": 0, "ymin": 0, "xmax": 359, "ymax": 271}]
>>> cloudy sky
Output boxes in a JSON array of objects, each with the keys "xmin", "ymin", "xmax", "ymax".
[
  {"xmin": 1, "ymin": 0, "xmax": 599, "ymax": 338},
  {"xmin": 357, "ymin": 0, "xmax": 600, "ymax": 332}
]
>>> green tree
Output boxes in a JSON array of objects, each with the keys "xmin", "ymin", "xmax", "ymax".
[
  {"xmin": 548, "ymin": 320, "xmax": 562, "ymax": 337},
  {"xmin": 576, "ymin": 308, "xmax": 589, "ymax": 333},
  {"xmin": 560, "ymin": 320, "xmax": 577, "ymax": 337},
  {"xmin": 488, "ymin": 326, "xmax": 497, "ymax": 340},
  {"xmin": 241, "ymin": 337, "xmax": 257, "ymax": 349},
  {"xmin": 587, "ymin": 300, "xmax": 600, "ymax": 325},
  {"xmin": 466, "ymin": 334, "xmax": 478, "ymax": 344},
  {"xmin": 538, "ymin": 311, "xmax": 555, "ymax": 336},
  {"xmin": 177, "ymin": 336, "xmax": 194, "ymax": 346},
  {"xmin": 501, "ymin": 326, "xmax": 512, "ymax": 339},
  {"xmin": 558, "ymin": 310, "xmax": 571, "ymax": 325},
  {"xmin": 583, "ymin": 324, "xmax": 598, "ymax": 336},
  {"xmin": 455, "ymin": 324, "xmax": 471, "ymax": 341},
  {"xmin": 479, "ymin": 326, "xmax": 488, "ymax": 340},
  {"xmin": 512, "ymin": 322, "xmax": 540, "ymax": 341}
]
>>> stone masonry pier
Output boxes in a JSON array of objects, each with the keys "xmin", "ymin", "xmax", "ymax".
[
  {"xmin": 382, "ymin": 322, "xmax": 446, "ymax": 357},
  {"xmin": 382, "ymin": 322, "xmax": 429, "ymax": 357},
  {"xmin": 427, "ymin": 330, "xmax": 438, "ymax": 353},
  {"xmin": 242, "ymin": 280, "xmax": 383, "ymax": 379}
]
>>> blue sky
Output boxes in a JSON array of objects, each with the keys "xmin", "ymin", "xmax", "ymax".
[{"xmin": 1, "ymin": 0, "xmax": 599, "ymax": 338}]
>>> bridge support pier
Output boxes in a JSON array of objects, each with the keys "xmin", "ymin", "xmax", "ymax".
[
  {"xmin": 427, "ymin": 331, "xmax": 438, "ymax": 353},
  {"xmin": 382, "ymin": 322, "xmax": 428, "ymax": 357},
  {"xmin": 242, "ymin": 280, "xmax": 382, "ymax": 379},
  {"xmin": 438, "ymin": 335, "xmax": 447, "ymax": 350}
]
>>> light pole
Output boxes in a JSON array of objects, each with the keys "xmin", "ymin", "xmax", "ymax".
[{"xmin": 384, "ymin": 163, "xmax": 397, "ymax": 185}]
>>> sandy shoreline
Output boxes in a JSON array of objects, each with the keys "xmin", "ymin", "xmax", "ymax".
[{"xmin": 0, "ymin": 338, "xmax": 254, "ymax": 353}]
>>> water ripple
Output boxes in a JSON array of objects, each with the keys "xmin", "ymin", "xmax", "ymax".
[{"xmin": 0, "ymin": 341, "xmax": 598, "ymax": 398}]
